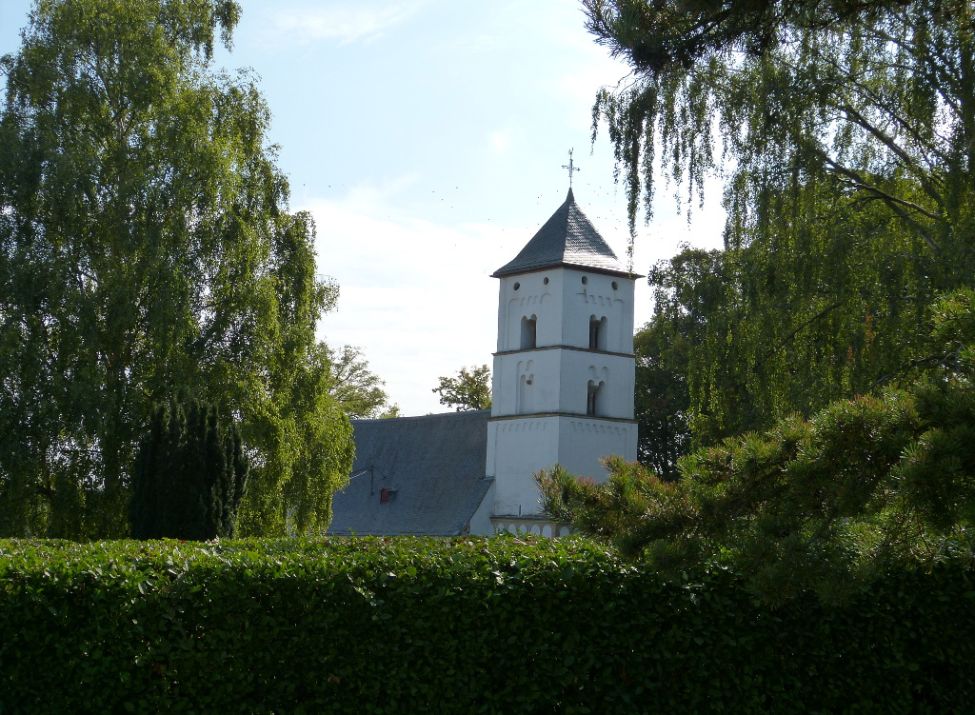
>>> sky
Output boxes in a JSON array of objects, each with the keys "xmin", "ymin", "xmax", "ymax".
[{"xmin": 0, "ymin": 0, "xmax": 726, "ymax": 415}]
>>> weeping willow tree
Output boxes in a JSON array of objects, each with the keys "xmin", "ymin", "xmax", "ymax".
[
  {"xmin": 589, "ymin": 0, "xmax": 975, "ymax": 266},
  {"xmin": 639, "ymin": 184, "xmax": 936, "ymax": 453},
  {"xmin": 593, "ymin": 0, "xmax": 975, "ymax": 461}
]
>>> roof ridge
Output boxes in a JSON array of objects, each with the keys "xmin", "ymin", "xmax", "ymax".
[{"xmin": 351, "ymin": 409, "xmax": 490, "ymax": 424}]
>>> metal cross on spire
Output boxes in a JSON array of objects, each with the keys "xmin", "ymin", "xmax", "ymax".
[{"xmin": 562, "ymin": 148, "xmax": 580, "ymax": 188}]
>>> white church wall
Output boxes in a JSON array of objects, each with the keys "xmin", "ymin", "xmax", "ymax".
[
  {"xmin": 487, "ymin": 414, "xmax": 637, "ymax": 517},
  {"xmin": 489, "ymin": 516, "xmax": 571, "ymax": 536},
  {"xmin": 492, "ymin": 349, "xmax": 634, "ymax": 419},
  {"xmin": 496, "ymin": 268, "xmax": 637, "ymax": 355},
  {"xmin": 491, "ymin": 349, "xmax": 562, "ymax": 415},
  {"xmin": 557, "ymin": 417, "xmax": 638, "ymax": 481},
  {"xmin": 487, "ymin": 416, "xmax": 560, "ymax": 516},
  {"xmin": 556, "ymin": 351, "xmax": 635, "ymax": 418},
  {"xmin": 497, "ymin": 272, "xmax": 564, "ymax": 352},
  {"xmin": 559, "ymin": 269, "xmax": 635, "ymax": 354}
]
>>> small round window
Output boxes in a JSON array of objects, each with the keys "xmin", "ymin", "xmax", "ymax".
[
  {"xmin": 543, "ymin": 277, "xmax": 549, "ymax": 285},
  {"xmin": 612, "ymin": 281, "xmax": 618, "ymax": 290},
  {"xmin": 513, "ymin": 282, "xmax": 520, "ymax": 291},
  {"xmin": 581, "ymin": 276, "xmax": 588, "ymax": 285}
]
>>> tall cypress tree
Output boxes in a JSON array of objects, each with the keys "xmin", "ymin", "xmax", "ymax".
[{"xmin": 131, "ymin": 399, "xmax": 248, "ymax": 540}]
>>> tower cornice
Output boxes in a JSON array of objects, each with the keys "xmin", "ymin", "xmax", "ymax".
[
  {"xmin": 494, "ymin": 345, "xmax": 635, "ymax": 359},
  {"xmin": 488, "ymin": 412, "xmax": 637, "ymax": 425},
  {"xmin": 491, "ymin": 262, "xmax": 643, "ymax": 280}
]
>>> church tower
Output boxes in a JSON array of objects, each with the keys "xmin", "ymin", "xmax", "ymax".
[{"xmin": 485, "ymin": 188, "xmax": 638, "ymax": 534}]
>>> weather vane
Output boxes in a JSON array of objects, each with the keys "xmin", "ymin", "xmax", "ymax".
[{"xmin": 562, "ymin": 148, "xmax": 580, "ymax": 188}]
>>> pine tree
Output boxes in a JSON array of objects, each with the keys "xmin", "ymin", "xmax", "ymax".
[{"xmin": 538, "ymin": 290, "xmax": 975, "ymax": 603}]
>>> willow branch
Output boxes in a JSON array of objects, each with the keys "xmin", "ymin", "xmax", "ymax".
[
  {"xmin": 760, "ymin": 299, "xmax": 846, "ymax": 364},
  {"xmin": 839, "ymin": 103, "xmax": 946, "ymax": 209},
  {"xmin": 814, "ymin": 148, "xmax": 941, "ymax": 222}
]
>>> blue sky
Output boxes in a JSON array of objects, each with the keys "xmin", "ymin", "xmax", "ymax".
[{"xmin": 1, "ymin": 0, "xmax": 725, "ymax": 415}]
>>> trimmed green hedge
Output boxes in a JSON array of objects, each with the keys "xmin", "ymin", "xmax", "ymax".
[{"xmin": 1, "ymin": 537, "xmax": 973, "ymax": 713}]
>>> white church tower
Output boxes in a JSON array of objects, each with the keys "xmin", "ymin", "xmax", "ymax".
[{"xmin": 483, "ymin": 187, "xmax": 638, "ymax": 534}]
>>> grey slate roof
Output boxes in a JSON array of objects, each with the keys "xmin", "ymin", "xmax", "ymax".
[
  {"xmin": 328, "ymin": 410, "xmax": 491, "ymax": 536},
  {"xmin": 493, "ymin": 188, "xmax": 628, "ymax": 277}
]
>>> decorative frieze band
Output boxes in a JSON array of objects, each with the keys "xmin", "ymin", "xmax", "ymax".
[
  {"xmin": 490, "ymin": 517, "xmax": 570, "ymax": 537},
  {"xmin": 568, "ymin": 420, "xmax": 629, "ymax": 436},
  {"xmin": 495, "ymin": 420, "xmax": 551, "ymax": 434}
]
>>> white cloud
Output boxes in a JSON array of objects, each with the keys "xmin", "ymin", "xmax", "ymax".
[
  {"xmin": 339, "ymin": 173, "xmax": 420, "ymax": 212},
  {"xmin": 555, "ymin": 53, "xmax": 632, "ymax": 133},
  {"xmin": 557, "ymin": 57, "xmax": 632, "ymax": 105},
  {"xmin": 534, "ymin": 7, "xmax": 633, "ymax": 133},
  {"xmin": 301, "ymin": 181, "xmax": 531, "ymax": 416},
  {"xmin": 262, "ymin": 1, "xmax": 425, "ymax": 47},
  {"xmin": 488, "ymin": 129, "xmax": 512, "ymax": 154}
]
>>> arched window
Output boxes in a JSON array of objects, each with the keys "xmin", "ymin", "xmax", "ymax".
[
  {"xmin": 521, "ymin": 315, "xmax": 537, "ymax": 349},
  {"xmin": 586, "ymin": 380, "xmax": 603, "ymax": 416},
  {"xmin": 589, "ymin": 316, "xmax": 608, "ymax": 351}
]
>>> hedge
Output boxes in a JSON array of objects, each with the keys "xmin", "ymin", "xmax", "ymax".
[{"xmin": 0, "ymin": 537, "xmax": 973, "ymax": 713}]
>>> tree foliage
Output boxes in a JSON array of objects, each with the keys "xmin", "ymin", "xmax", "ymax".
[
  {"xmin": 130, "ymin": 398, "xmax": 247, "ymax": 540},
  {"xmin": 604, "ymin": 0, "xmax": 970, "ymax": 465},
  {"xmin": 588, "ymin": 0, "xmax": 975, "ymax": 278},
  {"xmin": 637, "ymin": 184, "xmax": 935, "ymax": 453},
  {"xmin": 633, "ymin": 320, "xmax": 689, "ymax": 480},
  {"xmin": 327, "ymin": 344, "xmax": 398, "ymax": 419},
  {"xmin": 540, "ymin": 289, "xmax": 975, "ymax": 602},
  {"xmin": 432, "ymin": 365, "xmax": 492, "ymax": 412},
  {"xmin": 0, "ymin": 0, "xmax": 353, "ymax": 537}
]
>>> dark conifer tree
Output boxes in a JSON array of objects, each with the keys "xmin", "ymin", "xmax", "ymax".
[{"xmin": 131, "ymin": 399, "xmax": 248, "ymax": 540}]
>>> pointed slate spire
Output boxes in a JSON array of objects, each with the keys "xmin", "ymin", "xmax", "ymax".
[{"xmin": 492, "ymin": 189, "xmax": 627, "ymax": 277}]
